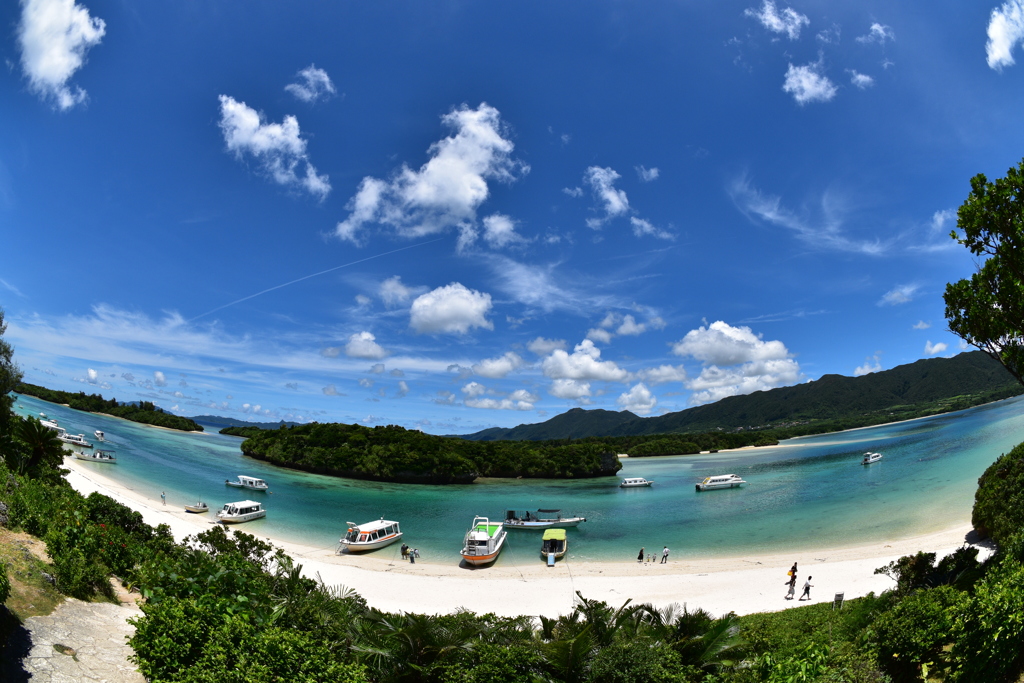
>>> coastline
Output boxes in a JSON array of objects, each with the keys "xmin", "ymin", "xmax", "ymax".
[{"xmin": 63, "ymin": 456, "xmax": 990, "ymax": 618}]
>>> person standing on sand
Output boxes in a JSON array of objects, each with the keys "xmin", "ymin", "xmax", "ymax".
[
  {"xmin": 800, "ymin": 576, "xmax": 813, "ymax": 600},
  {"xmin": 161, "ymin": 491, "xmax": 166, "ymax": 505},
  {"xmin": 789, "ymin": 561, "xmax": 797, "ymax": 577},
  {"xmin": 638, "ymin": 547, "xmax": 645, "ymax": 563},
  {"xmin": 785, "ymin": 574, "xmax": 797, "ymax": 600},
  {"xmin": 661, "ymin": 546, "xmax": 670, "ymax": 564}
]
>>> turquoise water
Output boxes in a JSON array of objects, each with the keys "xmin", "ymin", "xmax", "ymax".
[{"xmin": 13, "ymin": 394, "xmax": 1024, "ymax": 566}]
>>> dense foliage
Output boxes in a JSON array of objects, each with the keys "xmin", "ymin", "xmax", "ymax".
[
  {"xmin": 972, "ymin": 440, "xmax": 1024, "ymax": 543},
  {"xmin": 235, "ymin": 422, "xmax": 622, "ymax": 483},
  {"xmin": 944, "ymin": 158, "xmax": 1024, "ymax": 385},
  {"xmin": 15, "ymin": 382, "xmax": 204, "ymax": 432},
  {"xmin": 464, "ymin": 351, "xmax": 1020, "ymax": 441}
]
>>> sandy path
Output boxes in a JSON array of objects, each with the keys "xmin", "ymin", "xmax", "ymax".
[{"xmin": 63, "ymin": 457, "xmax": 989, "ymax": 618}]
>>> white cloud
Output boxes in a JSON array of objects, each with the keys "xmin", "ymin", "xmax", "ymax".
[
  {"xmin": 355, "ymin": 294, "xmax": 372, "ymax": 307},
  {"xmin": 635, "ymin": 166, "xmax": 660, "ymax": 182},
  {"xmin": 86, "ymin": 367, "xmax": 97, "ymax": 383},
  {"xmin": 584, "ymin": 166, "xmax": 630, "ymax": 228},
  {"xmin": 284, "ymin": 64, "xmax": 336, "ymax": 103},
  {"xmin": 321, "ymin": 347, "xmax": 341, "ymax": 358},
  {"xmin": 617, "ymin": 383, "xmax": 657, "ymax": 415},
  {"xmin": 744, "ymin": 0, "xmax": 810, "ymax": 40},
  {"xmin": 783, "ymin": 60, "xmax": 837, "ymax": 105},
  {"xmin": 396, "ymin": 380, "xmax": 409, "ymax": 398},
  {"xmin": 369, "ymin": 363, "xmax": 386, "ymax": 374},
  {"xmin": 925, "ymin": 340, "xmax": 948, "ymax": 356},
  {"xmin": 409, "ymin": 282, "xmax": 493, "ymax": 334},
  {"xmin": 931, "ymin": 208, "xmax": 956, "ymax": 233},
  {"xmin": 587, "ymin": 327, "xmax": 614, "ymax": 344},
  {"xmin": 672, "ymin": 321, "xmax": 790, "ymax": 366},
  {"xmin": 687, "ymin": 359, "xmax": 802, "ymax": 405},
  {"xmin": 528, "ymin": 337, "xmax": 567, "ymax": 355},
  {"xmin": 345, "ymin": 331, "xmax": 387, "ymax": 360},
  {"xmin": 563, "ymin": 187, "xmax": 583, "ymax": 198},
  {"xmin": 465, "ymin": 394, "xmax": 536, "ymax": 411},
  {"xmin": 153, "ymin": 370, "xmax": 167, "ymax": 387},
  {"xmin": 849, "ymin": 71, "xmax": 874, "ymax": 89},
  {"xmin": 218, "ymin": 95, "xmax": 330, "ymax": 200},
  {"xmin": 461, "ymin": 381, "xmax": 487, "ymax": 398},
  {"xmin": 913, "ymin": 320, "xmax": 931, "ymax": 330},
  {"xmin": 335, "ymin": 103, "xmax": 527, "ymax": 243},
  {"xmin": 17, "ymin": 0, "xmax": 106, "ymax": 110},
  {"xmin": 854, "ymin": 355, "xmax": 882, "ymax": 376},
  {"xmin": 542, "ymin": 339, "xmax": 630, "ymax": 382},
  {"xmin": 548, "ymin": 379, "xmax": 592, "ymax": 400},
  {"xmin": 729, "ymin": 176, "xmax": 887, "ymax": 255},
  {"xmin": 637, "ymin": 364, "xmax": 688, "ymax": 385},
  {"xmin": 856, "ymin": 23, "xmax": 895, "ymax": 45},
  {"xmin": 481, "ymin": 213, "xmax": 527, "ymax": 249},
  {"xmin": 878, "ymin": 283, "xmax": 919, "ymax": 306},
  {"xmin": 987, "ymin": 1, "xmax": 1024, "ymax": 70},
  {"xmin": 616, "ymin": 315, "xmax": 646, "ymax": 336},
  {"xmin": 380, "ymin": 276, "xmax": 414, "ymax": 307},
  {"xmin": 358, "ymin": 377, "xmax": 374, "ymax": 388},
  {"xmin": 629, "ymin": 217, "xmax": 674, "ymax": 240},
  {"xmin": 472, "ymin": 351, "xmax": 525, "ymax": 378}
]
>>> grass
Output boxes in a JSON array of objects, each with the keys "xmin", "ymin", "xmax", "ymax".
[{"xmin": 0, "ymin": 527, "xmax": 64, "ymax": 622}]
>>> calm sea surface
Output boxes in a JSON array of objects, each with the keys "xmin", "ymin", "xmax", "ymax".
[{"xmin": 14, "ymin": 394, "xmax": 1024, "ymax": 566}]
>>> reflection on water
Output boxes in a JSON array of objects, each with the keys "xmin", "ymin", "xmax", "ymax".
[{"xmin": 13, "ymin": 394, "xmax": 1024, "ymax": 565}]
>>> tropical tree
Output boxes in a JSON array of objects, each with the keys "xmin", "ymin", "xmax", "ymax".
[
  {"xmin": 12, "ymin": 417, "xmax": 64, "ymax": 477},
  {"xmin": 944, "ymin": 158, "xmax": 1024, "ymax": 385},
  {"xmin": 0, "ymin": 307, "xmax": 23, "ymax": 457}
]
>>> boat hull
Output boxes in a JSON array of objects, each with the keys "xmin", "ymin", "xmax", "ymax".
[
  {"xmin": 225, "ymin": 481, "xmax": 268, "ymax": 491},
  {"xmin": 184, "ymin": 505, "xmax": 209, "ymax": 513},
  {"xmin": 695, "ymin": 482, "xmax": 744, "ymax": 491},
  {"xmin": 341, "ymin": 532, "xmax": 403, "ymax": 552},
  {"xmin": 217, "ymin": 511, "xmax": 266, "ymax": 523},
  {"xmin": 504, "ymin": 518, "xmax": 584, "ymax": 530},
  {"xmin": 620, "ymin": 482, "xmax": 651, "ymax": 488},
  {"xmin": 74, "ymin": 453, "xmax": 115, "ymax": 463}
]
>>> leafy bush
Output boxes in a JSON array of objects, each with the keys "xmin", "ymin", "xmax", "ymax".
[
  {"xmin": 0, "ymin": 562, "xmax": 10, "ymax": 604},
  {"xmin": 972, "ymin": 440, "xmax": 1024, "ymax": 542},
  {"xmin": 948, "ymin": 559, "xmax": 1024, "ymax": 682},
  {"xmin": 873, "ymin": 585, "xmax": 967, "ymax": 682},
  {"xmin": 587, "ymin": 638, "xmax": 691, "ymax": 682}
]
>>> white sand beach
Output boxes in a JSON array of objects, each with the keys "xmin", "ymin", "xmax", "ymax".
[{"xmin": 63, "ymin": 456, "xmax": 991, "ymax": 619}]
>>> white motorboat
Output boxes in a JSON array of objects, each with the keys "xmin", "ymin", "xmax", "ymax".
[
  {"xmin": 695, "ymin": 474, "xmax": 747, "ymax": 491},
  {"xmin": 75, "ymin": 449, "xmax": 116, "ymax": 463},
  {"xmin": 339, "ymin": 518, "xmax": 403, "ymax": 553},
  {"xmin": 862, "ymin": 451, "xmax": 883, "ymax": 465},
  {"xmin": 504, "ymin": 509, "xmax": 587, "ymax": 529},
  {"xmin": 620, "ymin": 477, "xmax": 653, "ymax": 488},
  {"xmin": 40, "ymin": 417, "xmax": 61, "ymax": 431},
  {"xmin": 94, "ymin": 430, "xmax": 105, "ymax": 442},
  {"xmin": 225, "ymin": 475, "xmax": 269, "ymax": 492},
  {"xmin": 217, "ymin": 500, "xmax": 266, "ymax": 524},
  {"xmin": 541, "ymin": 528, "xmax": 567, "ymax": 562},
  {"xmin": 59, "ymin": 432, "xmax": 93, "ymax": 449},
  {"xmin": 184, "ymin": 502, "xmax": 209, "ymax": 513},
  {"xmin": 461, "ymin": 516, "xmax": 507, "ymax": 566}
]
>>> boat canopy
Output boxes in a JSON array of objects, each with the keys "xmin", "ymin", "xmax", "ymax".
[
  {"xmin": 542, "ymin": 529, "xmax": 567, "ymax": 541},
  {"xmin": 537, "ymin": 509, "xmax": 561, "ymax": 514}
]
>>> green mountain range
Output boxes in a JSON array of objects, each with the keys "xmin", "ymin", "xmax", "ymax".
[{"xmin": 459, "ymin": 351, "xmax": 1022, "ymax": 441}]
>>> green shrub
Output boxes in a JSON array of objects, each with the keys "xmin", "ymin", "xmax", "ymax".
[
  {"xmin": 948, "ymin": 559, "xmax": 1024, "ymax": 681},
  {"xmin": 873, "ymin": 585, "xmax": 967, "ymax": 682},
  {"xmin": 0, "ymin": 562, "xmax": 10, "ymax": 604},
  {"xmin": 587, "ymin": 638, "xmax": 693, "ymax": 682},
  {"xmin": 972, "ymin": 440, "xmax": 1024, "ymax": 543}
]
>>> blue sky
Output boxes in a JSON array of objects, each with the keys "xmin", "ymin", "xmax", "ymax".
[{"xmin": 3, "ymin": 1, "xmax": 1024, "ymax": 434}]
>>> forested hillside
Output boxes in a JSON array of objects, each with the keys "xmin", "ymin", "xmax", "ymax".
[{"xmin": 15, "ymin": 383, "xmax": 204, "ymax": 432}]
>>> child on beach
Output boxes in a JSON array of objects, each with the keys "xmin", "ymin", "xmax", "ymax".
[{"xmin": 800, "ymin": 577, "xmax": 813, "ymax": 600}]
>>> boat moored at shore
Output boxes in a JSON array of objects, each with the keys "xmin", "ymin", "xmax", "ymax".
[
  {"xmin": 217, "ymin": 500, "xmax": 266, "ymax": 523},
  {"xmin": 620, "ymin": 477, "xmax": 653, "ymax": 488},
  {"xmin": 461, "ymin": 516, "xmax": 506, "ymax": 566},
  {"xmin": 184, "ymin": 502, "xmax": 209, "ymax": 513},
  {"xmin": 74, "ymin": 449, "xmax": 116, "ymax": 463},
  {"xmin": 225, "ymin": 475, "xmax": 269, "ymax": 491},
  {"xmin": 696, "ymin": 474, "xmax": 746, "ymax": 491},
  {"xmin": 862, "ymin": 452, "xmax": 883, "ymax": 465},
  {"xmin": 339, "ymin": 518, "xmax": 403, "ymax": 553},
  {"xmin": 540, "ymin": 528, "xmax": 567, "ymax": 562},
  {"xmin": 40, "ymin": 417, "xmax": 61, "ymax": 431},
  {"xmin": 59, "ymin": 432, "xmax": 93, "ymax": 449},
  {"xmin": 504, "ymin": 509, "xmax": 586, "ymax": 529}
]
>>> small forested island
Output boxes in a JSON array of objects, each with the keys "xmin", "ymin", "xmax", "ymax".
[
  {"xmin": 225, "ymin": 422, "xmax": 621, "ymax": 483},
  {"xmin": 15, "ymin": 382, "xmax": 204, "ymax": 432}
]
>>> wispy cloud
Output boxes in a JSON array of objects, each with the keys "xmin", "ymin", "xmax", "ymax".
[
  {"xmin": 285, "ymin": 64, "xmax": 336, "ymax": 103},
  {"xmin": 635, "ymin": 166, "xmax": 660, "ymax": 182},
  {"xmin": 729, "ymin": 175, "xmax": 888, "ymax": 255},
  {"xmin": 925, "ymin": 340, "xmax": 948, "ymax": 356},
  {"xmin": 744, "ymin": 1, "xmax": 809, "ymax": 40},
  {"xmin": 856, "ymin": 23, "xmax": 895, "ymax": 45},
  {"xmin": 0, "ymin": 279, "xmax": 26, "ymax": 298},
  {"xmin": 848, "ymin": 70, "xmax": 874, "ymax": 89},
  {"xmin": 854, "ymin": 354, "xmax": 882, "ymax": 376},
  {"xmin": 783, "ymin": 58, "xmax": 837, "ymax": 105},
  {"xmin": 987, "ymin": 1, "xmax": 1024, "ymax": 70},
  {"xmin": 878, "ymin": 283, "xmax": 919, "ymax": 306}
]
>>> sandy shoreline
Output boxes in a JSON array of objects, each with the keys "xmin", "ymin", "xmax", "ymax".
[{"xmin": 62, "ymin": 456, "xmax": 991, "ymax": 618}]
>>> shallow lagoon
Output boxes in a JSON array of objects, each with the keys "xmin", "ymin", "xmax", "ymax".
[{"xmin": 14, "ymin": 393, "xmax": 1024, "ymax": 566}]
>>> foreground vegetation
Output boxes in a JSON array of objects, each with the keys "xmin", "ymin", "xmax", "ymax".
[
  {"xmin": 228, "ymin": 421, "xmax": 622, "ymax": 483},
  {"xmin": 15, "ymin": 382, "xmax": 204, "ymax": 432}
]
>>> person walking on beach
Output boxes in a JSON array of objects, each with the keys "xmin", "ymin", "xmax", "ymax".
[
  {"xmin": 638, "ymin": 547, "xmax": 645, "ymax": 563},
  {"xmin": 789, "ymin": 561, "xmax": 797, "ymax": 577},
  {"xmin": 160, "ymin": 491, "xmax": 166, "ymax": 506},
  {"xmin": 661, "ymin": 546, "xmax": 670, "ymax": 564},
  {"xmin": 785, "ymin": 574, "xmax": 797, "ymax": 599},
  {"xmin": 800, "ymin": 576, "xmax": 813, "ymax": 601},
  {"xmin": 400, "ymin": 544, "xmax": 409, "ymax": 560}
]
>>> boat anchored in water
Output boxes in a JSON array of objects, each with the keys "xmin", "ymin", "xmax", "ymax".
[
  {"xmin": 225, "ymin": 475, "xmax": 269, "ymax": 491},
  {"xmin": 75, "ymin": 449, "xmax": 115, "ymax": 463},
  {"xmin": 461, "ymin": 516, "xmax": 507, "ymax": 566},
  {"xmin": 59, "ymin": 432, "xmax": 93, "ymax": 449},
  {"xmin": 217, "ymin": 500, "xmax": 266, "ymax": 524},
  {"xmin": 620, "ymin": 477, "xmax": 653, "ymax": 488},
  {"xmin": 862, "ymin": 451, "xmax": 883, "ymax": 465},
  {"xmin": 504, "ymin": 509, "xmax": 586, "ymax": 529},
  {"xmin": 695, "ymin": 474, "xmax": 747, "ymax": 491},
  {"xmin": 94, "ymin": 430, "xmax": 105, "ymax": 442},
  {"xmin": 339, "ymin": 518, "xmax": 403, "ymax": 553},
  {"xmin": 40, "ymin": 417, "xmax": 61, "ymax": 431},
  {"xmin": 184, "ymin": 502, "xmax": 209, "ymax": 513},
  {"xmin": 541, "ymin": 529, "xmax": 567, "ymax": 563}
]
